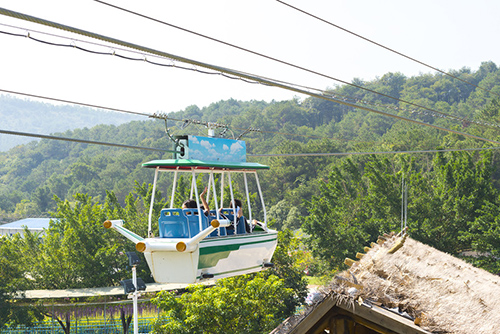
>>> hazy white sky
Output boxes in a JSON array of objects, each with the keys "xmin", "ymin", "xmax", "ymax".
[{"xmin": 0, "ymin": 0, "xmax": 499, "ymax": 115}]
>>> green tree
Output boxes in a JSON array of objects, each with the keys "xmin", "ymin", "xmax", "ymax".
[
  {"xmin": 461, "ymin": 200, "xmax": 500, "ymax": 274},
  {"xmin": 411, "ymin": 151, "xmax": 497, "ymax": 254},
  {"xmin": 151, "ymin": 275, "xmax": 294, "ymax": 334},
  {"xmin": 32, "ymin": 186, "xmax": 53, "ymax": 214},
  {"xmin": 303, "ymin": 151, "xmax": 500, "ymax": 274},
  {"xmin": 150, "ymin": 229, "xmax": 307, "ymax": 333},
  {"xmin": 13, "ymin": 199, "xmax": 40, "ymax": 218},
  {"xmin": 13, "ymin": 194, "xmax": 126, "ymax": 289},
  {"xmin": 261, "ymin": 229, "xmax": 308, "ymax": 315},
  {"xmin": 11, "ymin": 190, "xmax": 155, "ymax": 291},
  {"xmin": 267, "ymin": 199, "xmax": 301, "ymax": 230},
  {"xmin": 303, "ymin": 157, "xmax": 400, "ymax": 271},
  {"xmin": 1, "ymin": 189, "xmax": 158, "ymax": 328},
  {"xmin": 0, "ymin": 236, "xmax": 43, "ymax": 328}
]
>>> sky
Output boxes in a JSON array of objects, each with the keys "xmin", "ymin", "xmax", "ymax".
[{"xmin": 0, "ymin": 0, "xmax": 499, "ymax": 117}]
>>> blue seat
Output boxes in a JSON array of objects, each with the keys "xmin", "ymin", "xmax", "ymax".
[
  {"xmin": 220, "ymin": 208, "xmax": 247, "ymax": 235},
  {"xmin": 209, "ymin": 226, "xmax": 227, "ymax": 237},
  {"xmin": 208, "ymin": 216, "xmax": 228, "ymax": 238},
  {"xmin": 208, "ymin": 210, "xmax": 228, "ymax": 237},
  {"xmin": 183, "ymin": 209, "xmax": 208, "ymax": 237},
  {"xmin": 221, "ymin": 208, "xmax": 236, "ymax": 235},
  {"xmin": 158, "ymin": 209, "xmax": 189, "ymax": 238},
  {"xmin": 236, "ymin": 216, "xmax": 247, "ymax": 235},
  {"xmin": 220, "ymin": 209, "xmax": 235, "ymax": 222}
]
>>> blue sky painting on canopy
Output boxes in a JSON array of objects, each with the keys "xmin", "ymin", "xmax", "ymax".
[{"xmin": 186, "ymin": 135, "xmax": 246, "ymax": 163}]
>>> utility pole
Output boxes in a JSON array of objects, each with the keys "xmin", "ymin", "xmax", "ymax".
[{"xmin": 121, "ymin": 252, "xmax": 146, "ymax": 334}]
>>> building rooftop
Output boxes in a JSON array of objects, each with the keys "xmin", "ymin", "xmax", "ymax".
[
  {"xmin": 0, "ymin": 218, "xmax": 54, "ymax": 229},
  {"xmin": 274, "ymin": 230, "xmax": 500, "ymax": 334}
]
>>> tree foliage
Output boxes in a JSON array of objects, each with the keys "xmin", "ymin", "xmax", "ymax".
[
  {"xmin": 151, "ymin": 275, "xmax": 292, "ymax": 334},
  {"xmin": 150, "ymin": 230, "xmax": 307, "ymax": 334},
  {"xmin": 0, "ymin": 236, "xmax": 43, "ymax": 328},
  {"xmin": 4, "ymin": 190, "xmax": 156, "ymax": 291},
  {"xmin": 304, "ymin": 151, "xmax": 500, "ymax": 273},
  {"xmin": 3, "ymin": 62, "xmax": 500, "ymax": 327},
  {"xmin": 303, "ymin": 157, "xmax": 400, "ymax": 270},
  {"xmin": 2, "ymin": 62, "xmax": 500, "ymax": 221}
]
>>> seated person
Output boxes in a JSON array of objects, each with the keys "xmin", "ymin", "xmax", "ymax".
[
  {"xmin": 251, "ymin": 219, "xmax": 268, "ymax": 232},
  {"xmin": 227, "ymin": 199, "xmax": 243, "ymax": 217},
  {"xmin": 221, "ymin": 199, "xmax": 252, "ymax": 233},
  {"xmin": 199, "ymin": 187, "xmax": 210, "ymax": 213},
  {"xmin": 182, "ymin": 187, "xmax": 210, "ymax": 215},
  {"xmin": 182, "ymin": 199, "xmax": 198, "ymax": 209},
  {"xmin": 192, "ymin": 187, "xmax": 228, "ymax": 219}
]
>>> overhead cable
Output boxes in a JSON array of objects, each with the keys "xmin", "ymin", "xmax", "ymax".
[
  {"xmin": 0, "ymin": 88, "xmax": 151, "ymax": 118},
  {"xmin": 1, "ymin": 128, "xmax": 496, "ymax": 158},
  {"xmin": 3, "ymin": 125, "xmax": 495, "ymax": 159},
  {"xmin": 91, "ymin": 1, "xmax": 499, "ymax": 123},
  {"xmin": 249, "ymin": 146, "xmax": 500, "ymax": 158},
  {"xmin": 0, "ymin": 87, "xmax": 336, "ymax": 141},
  {"xmin": 2, "ymin": 23, "xmax": 498, "ymax": 130},
  {"xmin": 0, "ymin": 129, "xmax": 175, "ymax": 153},
  {"xmin": 0, "ymin": 7, "xmax": 499, "ymax": 146},
  {"xmin": 275, "ymin": 0, "xmax": 500, "ymax": 100},
  {"xmin": 152, "ymin": 114, "xmax": 324, "ymax": 140}
]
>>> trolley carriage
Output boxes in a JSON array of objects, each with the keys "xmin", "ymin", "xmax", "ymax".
[{"xmin": 104, "ymin": 135, "xmax": 278, "ymax": 284}]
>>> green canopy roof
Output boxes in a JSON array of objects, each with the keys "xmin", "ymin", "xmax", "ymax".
[{"xmin": 142, "ymin": 159, "xmax": 269, "ymax": 170}]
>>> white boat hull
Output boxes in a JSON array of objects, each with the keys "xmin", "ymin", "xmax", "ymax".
[{"xmin": 143, "ymin": 231, "xmax": 278, "ymax": 283}]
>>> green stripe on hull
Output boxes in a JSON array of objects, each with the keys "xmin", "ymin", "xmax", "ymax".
[
  {"xmin": 198, "ymin": 238, "xmax": 276, "ymax": 269},
  {"xmin": 200, "ymin": 231, "xmax": 276, "ymax": 244}
]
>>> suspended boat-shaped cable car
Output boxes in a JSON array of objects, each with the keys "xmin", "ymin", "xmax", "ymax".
[{"xmin": 104, "ymin": 134, "xmax": 278, "ymax": 284}]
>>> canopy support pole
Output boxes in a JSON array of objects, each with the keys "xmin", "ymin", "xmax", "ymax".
[
  {"xmin": 148, "ymin": 167, "xmax": 159, "ymax": 237},
  {"xmin": 220, "ymin": 171, "xmax": 225, "ymax": 209},
  {"xmin": 244, "ymin": 172, "xmax": 252, "ymax": 222},
  {"xmin": 170, "ymin": 168, "xmax": 179, "ymax": 209},
  {"xmin": 191, "ymin": 169, "xmax": 203, "ymax": 231},
  {"xmin": 228, "ymin": 172, "xmax": 236, "ymax": 228},
  {"xmin": 254, "ymin": 172, "xmax": 267, "ymax": 224}
]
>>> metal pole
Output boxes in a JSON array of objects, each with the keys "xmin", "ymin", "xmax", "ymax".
[
  {"xmin": 243, "ymin": 172, "xmax": 252, "ymax": 222},
  {"xmin": 148, "ymin": 167, "xmax": 159, "ymax": 237},
  {"xmin": 405, "ymin": 183, "xmax": 408, "ymax": 230},
  {"xmin": 192, "ymin": 169, "xmax": 203, "ymax": 231},
  {"xmin": 220, "ymin": 171, "xmax": 225, "ymax": 209},
  {"xmin": 170, "ymin": 168, "xmax": 179, "ymax": 209},
  {"xmin": 206, "ymin": 170, "xmax": 212, "ymax": 204},
  {"xmin": 401, "ymin": 177, "xmax": 404, "ymax": 232},
  {"xmin": 132, "ymin": 265, "xmax": 138, "ymax": 334},
  {"xmin": 254, "ymin": 172, "xmax": 267, "ymax": 224},
  {"xmin": 228, "ymin": 172, "xmax": 236, "ymax": 228}
]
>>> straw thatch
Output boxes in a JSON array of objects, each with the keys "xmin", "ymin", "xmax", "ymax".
[
  {"xmin": 275, "ymin": 232, "xmax": 500, "ymax": 333},
  {"xmin": 330, "ymin": 233, "xmax": 500, "ymax": 333}
]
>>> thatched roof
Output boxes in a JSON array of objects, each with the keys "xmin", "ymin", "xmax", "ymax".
[{"xmin": 276, "ymin": 232, "xmax": 500, "ymax": 333}]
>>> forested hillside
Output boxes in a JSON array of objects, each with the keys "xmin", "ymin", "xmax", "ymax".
[
  {"xmin": 0, "ymin": 95, "xmax": 143, "ymax": 151},
  {"xmin": 2, "ymin": 61, "xmax": 500, "ymax": 274}
]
